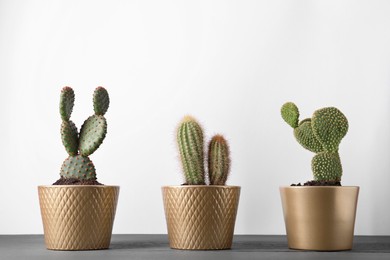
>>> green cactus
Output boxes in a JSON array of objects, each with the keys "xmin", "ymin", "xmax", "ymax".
[
  {"xmin": 281, "ymin": 102, "xmax": 348, "ymax": 182},
  {"xmin": 177, "ymin": 116, "xmax": 205, "ymax": 185},
  {"xmin": 281, "ymin": 102, "xmax": 299, "ymax": 128},
  {"xmin": 79, "ymin": 115, "xmax": 107, "ymax": 156},
  {"xmin": 93, "ymin": 87, "xmax": 110, "ymax": 116},
  {"xmin": 208, "ymin": 135, "xmax": 231, "ymax": 185},
  {"xmin": 58, "ymin": 86, "xmax": 109, "ymax": 181},
  {"xmin": 60, "ymin": 120, "xmax": 79, "ymax": 156},
  {"xmin": 312, "ymin": 152, "xmax": 342, "ymax": 181},
  {"xmin": 176, "ymin": 116, "xmax": 233, "ymax": 186},
  {"xmin": 60, "ymin": 155, "xmax": 96, "ymax": 180},
  {"xmin": 312, "ymin": 107, "xmax": 348, "ymax": 153},
  {"xmin": 293, "ymin": 119, "xmax": 324, "ymax": 153},
  {"xmin": 59, "ymin": 87, "xmax": 75, "ymax": 121}
]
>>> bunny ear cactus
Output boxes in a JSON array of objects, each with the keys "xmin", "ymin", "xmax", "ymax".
[
  {"xmin": 177, "ymin": 116, "xmax": 206, "ymax": 185},
  {"xmin": 58, "ymin": 86, "xmax": 109, "ymax": 183},
  {"xmin": 208, "ymin": 135, "xmax": 231, "ymax": 185},
  {"xmin": 281, "ymin": 102, "xmax": 348, "ymax": 182}
]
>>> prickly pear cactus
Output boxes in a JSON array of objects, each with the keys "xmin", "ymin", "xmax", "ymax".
[
  {"xmin": 312, "ymin": 107, "xmax": 348, "ymax": 153},
  {"xmin": 58, "ymin": 86, "xmax": 109, "ymax": 182},
  {"xmin": 293, "ymin": 119, "xmax": 324, "ymax": 153},
  {"xmin": 93, "ymin": 87, "xmax": 110, "ymax": 116},
  {"xmin": 311, "ymin": 152, "xmax": 342, "ymax": 181},
  {"xmin": 79, "ymin": 115, "xmax": 107, "ymax": 156},
  {"xmin": 281, "ymin": 102, "xmax": 348, "ymax": 182},
  {"xmin": 59, "ymin": 87, "xmax": 75, "ymax": 121},
  {"xmin": 60, "ymin": 155, "xmax": 96, "ymax": 180},
  {"xmin": 177, "ymin": 116, "xmax": 205, "ymax": 185},
  {"xmin": 208, "ymin": 135, "xmax": 231, "ymax": 185}
]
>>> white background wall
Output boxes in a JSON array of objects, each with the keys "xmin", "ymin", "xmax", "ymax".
[{"xmin": 1, "ymin": 0, "xmax": 390, "ymax": 235}]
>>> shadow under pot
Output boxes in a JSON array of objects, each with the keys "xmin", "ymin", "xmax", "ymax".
[
  {"xmin": 280, "ymin": 186, "xmax": 359, "ymax": 251},
  {"xmin": 162, "ymin": 185, "xmax": 240, "ymax": 250},
  {"xmin": 38, "ymin": 185, "xmax": 119, "ymax": 250}
]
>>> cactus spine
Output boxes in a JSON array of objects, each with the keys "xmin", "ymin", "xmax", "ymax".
[
  {"xmin": 281, "ymin": 102, "xmax": 348, "ymax": 182},
  {"xmin": 59, "ymin": 86, "xmax": 109, "ymax": 181},
  {"xmin": 208, "ymin": 135, "xmax": 231, "ymax": 185},
  {"xmin": 177, "ymin": 116, "xmax": 231, "ymax": 185}
]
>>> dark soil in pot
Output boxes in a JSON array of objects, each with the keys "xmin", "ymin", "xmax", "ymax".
[
  {"xmin": 291, "ymin": 180, "xmax": 341, "ymax": 186},
  {"xmin": 52, "ymin": 177, "xmax": 102, "ymax": 185}
]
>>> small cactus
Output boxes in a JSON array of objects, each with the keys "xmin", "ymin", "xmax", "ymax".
[
  {"xmin": 176, "ymin": 116, "xmax": 232, "ymax": 185},
  {"xmin": 281, "ymin": 102, "xmax": 348, "ymax": 182},
  {"xmin": 58, "ymin": 86, "xmax": 109, "ymax": 182},
  {"xmin": 208, "ymin": 135, "xmax": 231, "ymax": 185},
  {"xmin": 177, "ymin": 116, "xmax": 205, "ymax": 185}
]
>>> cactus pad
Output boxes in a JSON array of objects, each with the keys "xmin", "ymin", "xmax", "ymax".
[
  {"xmin": 78, "ymin": 115, "xmax": 107, "ymax": 156},
  {"xmin": 60, "ymin": 155, "xmax": 96, "ymax": 180},
  {"xmin": 177, "ymin": 116, "xmax": 205, "ymax": 185},
  {"xmin": 312, "ymin": 107, "xmax": 348, "ymax": 152},
  {"xmin": 208, "ymin": 135, "xmax": 231, "ymax": 185},
  {"xmin": 281, "ymin": 102, "xmax": 348, "ymax": 183},
  {"xmin": 60, "ymin": 87, "xmax": 75, "ymax": 121},
  {"xmin": 93, "ymin": 87, "xmax": 110, "ymax": 116},
  {"xmin": 61, "ymin": 120, "xmax": 79, "ymax": 156},
  {"xmin": 293, "ymin": 119, "xmax": 324, "ymax": 153},
  {"xmin": 312, "ymin": 152, "xmax": 342, "ymax": 181},
  {"xmin": 281, "ymin": 102, "xmax": 299, "ymax": 128}
]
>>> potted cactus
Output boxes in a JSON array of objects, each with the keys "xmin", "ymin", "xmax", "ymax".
[
  {"xmin": 280, "ymin": 102, "xmax": 359, "ymax": 251},
  {"xmin": 162, "ymin": 116, "xmax": 240, "ymax": 250},
  {"xmin": 38, "ymin": 87, "xmax": 119, "ymax": 250}
]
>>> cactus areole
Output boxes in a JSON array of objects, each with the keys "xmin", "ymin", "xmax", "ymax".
[
  {"xmin": 177, "ymin": 116, "xmax": 231, "ymax": 186},
  {"xmin": 281, "ymin": 102, "xmax": 348, "ymax": 186},
  {"xmin": 53, "ymin": 86, "xmax": 110, "ymax": 185}
]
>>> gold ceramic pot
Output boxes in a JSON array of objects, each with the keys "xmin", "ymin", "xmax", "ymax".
[
  {"xmin": 162, "ymin": 185, "xmax": 240, "ymax": 250},
  {"xmin": 280, "ymin": 186, "xmax": 359, "ymax": 251},
  {"xmin": 38, "ymin": 185, "xmax": 119, "ymax": 250}
]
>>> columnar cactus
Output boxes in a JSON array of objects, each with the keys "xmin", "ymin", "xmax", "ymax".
[
  {"xmin": 177, "ymin": 116, "xmax": 206, "ymax": 185},
  {"xmin": 177, "ymin": 116, "xmax": 231, "ymax": 185},
  {"xmin": 281, "ymin": 102, "xmax": 348, "ymax": 182},
  {"xmin": 58, "ymin": 86, "xmax": 109, "ymax": 181},
  {"xmin": 208, "ymin": 135, "xmax": 231, "ymax": 185}
]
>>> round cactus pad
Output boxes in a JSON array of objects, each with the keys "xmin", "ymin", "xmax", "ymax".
[
  {"xmin": 312, "ymin": 107, "xmax": 348, "ymax": 152},
  {"xmin": 281, "ymin": 102, "xmax": 299, "ymax": 128},
  {"xmin": 60, "ymin": 155, "xmax": 96, "ymax": 180},
  {"xmin": 312, "ymin": 152, "xmax": 342, "ymax": 181}
]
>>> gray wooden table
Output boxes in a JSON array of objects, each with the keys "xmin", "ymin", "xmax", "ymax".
[{"xmin": 1, "ymin": 235, "xmax": 389, "ymax": 260}]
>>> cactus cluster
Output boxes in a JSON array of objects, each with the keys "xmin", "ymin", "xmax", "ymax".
[
  {"xmin": 177, "ymin": 116, "xmax": 231, "ymax": 185},
  {"xmin": 281, "ymin": 102, "xmax": 348, "ymax": 182},
  {"xmin": 58, "ymin": 86, "xmax": 109, "ymax": 181}
]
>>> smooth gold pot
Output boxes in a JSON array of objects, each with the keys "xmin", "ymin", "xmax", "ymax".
[
  {"xmin": 38, "ymin": 185, "xmax": 119, "ymax": 250},
  {"xmin": 162, "ymin": 185, "xmax": 240, "ymax": 250},
  {"xmin": 280, "ymin": 186, "xmax": 359, "ymax": 251}
]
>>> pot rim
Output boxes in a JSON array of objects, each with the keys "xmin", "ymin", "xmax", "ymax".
[
  {"xmin": 162, "ymin": 185, "xmax": 240, "ymax": 189},
  {"xmin": 38, "ymin": 185, "xmax": 120, "ymax": 188},
  {"xmin": 279, "ymin": 185, "xmax": 359, "ymax": 189}
]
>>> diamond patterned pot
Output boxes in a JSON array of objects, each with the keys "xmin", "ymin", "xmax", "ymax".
[
  {"xmin": 38, "ymin": 185, "xmax": 119, "ymax": 250},
  {"xmin": 162, "ymin": 185, "xmax": 240, "ymax": 250}
]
